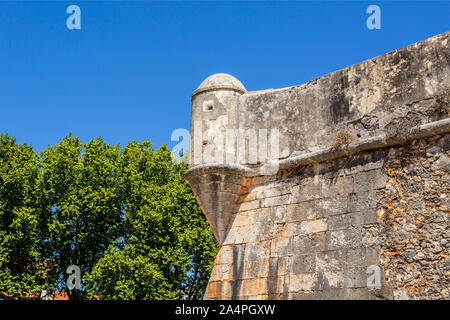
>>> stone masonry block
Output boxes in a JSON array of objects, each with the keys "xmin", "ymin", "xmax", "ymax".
[
  {"xmin": 299, "ymin": 219, "xmax": 328, "ymax": 235},
  {"xmin": 347, "ymin": 191, "xmax": 377, "ymax": 212},
  {"xmin": 361, "ymin": 209, "xmax": 378, "ymax": 225},
  {"xmin": 243, "ymin": 278, "xmax": 268, "ymax": 297},
  {"xmin": 288, "ymin": 273, "xmax": 318, "ymax": 292},
  {"xmin": 327, "ymin": 209, "xmax": 377, "ymax": 230},
  {"xmin": 291, "ymin": 183, "xmax": 321, "ymax": 203},
  {"xmin": 240, "ymin": 192, "xmax": 257, "ymax": 203},
  {"xmin": 202, "ymin": 173, "xmax": 223, "ymax": 184},
  {"xmin": 246, "ymin": 241, "xmax": 271, "ymax": 262},
  {"xmin": 223, "ymin": 174, "xmax": 245, "ymax": 185},
  {"xmin": 254, "ymin": 218, "xmax": 276, "ymax": 242},
  {"xmin": 316, "ymin": 195, "xmax": 349, "ymax": 217},
  {"xmin": 233, "ymin": 225, "xmax": 257, "ymax": 244},
  {"xmin": 270, "ymin": 236, "xmax": 293, "ymax": 257},
  {"xmin": 344, "ymin": 267, "xmax": 370, "ymax": 289},
  {"xmin": 232, "ymin": 212, "xmax": 251, "ymax": 228},
  {"xmin": 267, "ymin": 275, "xmax": 288, "ymax": 295},
  {"xmin": 345, "ymin": 287, "xmax": 392, "ymax": 300},
  {"xmin": 229, "ymin": 280, "xmax": 244, "ymax": 299},
  {"xmin": 291, "ymin": 254, "xmax": 316, "ymax": 274},
  {"xmin": 321, "ymin": 270, "xmax": 345, "ymax": 289},
  {"xmin": 217, "ymin": 245, "xmax": 234, "ymax": 265},
  {"xmin": 321, "ymin": 175, "xmax": 354, "ymax": 198},
  {"xmin": 220, "ymin": 281, "xmax": 233, "ymax": 299},
  {"xmin": 266, "ymin": 179, "xmax": 295, "ymax": 189},
  {"xmin": 262, "ymin": 194, "xmax": 291, "ymax": 207},
  {"xmin": 195, "ymin": 181, "xmax": 239, "ymax": 194},
  {"xmin": 195, "ymin": 182, "xmax": 220, "ymax": 194},
  {"xmin": 224, "ymin": 223, "xmax": 251, "ymax": 245},
  {"xmin": 257, "ymin": 183, "xmax": 291, "ymax": 199},
  {"xmin": 206, "ymin": 281, "xmax": 218, "ymax": 300},
  {"xmin": 279, "ymin": 222, "xmax": 301, "ymax": 238},
  {"xmin": 289, "ymin": 291, "xmax": 316, "ymax": 300},
  {"xmin": 253, "ymin": 208, "xmax": 274, "ymax": 225},
  {"xmin": 268, "ymin": 206, "xmax": 287, "ymax": 222},
  {"xmin": 353, "ymin": 169, "xmax": 387, "ymax": 192},
  {"xmin": 217, "ymin": 192, "xmax": 239, "ymax": 204},
  {"xmin": 244, "ymin": 259, "xmax": 269, "ymax": 279},
  {"xmin": 343, "ymin": 151, "xmax": 386, "ymax": 175},
  {"xmin": 293, "ymin": 233, "xmax": 326, "ymax": 253},
  {"xmin": 268, "ymin": 256, "xmax": 291, "ymax": 279},
  {"xmin": 223, "ymin": 183, "xmax": 242, "ymax": 194},
  {"xmin": 199, "ymin": 196, "xmax": 232, "ymax": 214},
  {"xmin": 340, "ymin": 246, "xmax": 380, "ymax": 269},
  {"xmin": 326, "ymin": 229, "xmax": 362, "ymax": 250},
  {"xmin": 315, "ymin": 250, "xmax": 343, "ymax": 271},
  {"xmin": 211, "ymin": 264, "xmax": 232, "ymax": 281},
  {"xmin": 239, "ymin": 200, "xmax": 260, "ymax": 212},
  {"xmin": 315, "ymin": 288, "xmax": 352, "ymax": 300},
  {"xmin": 286, "ymin": 200, "xmax": 316, "ymax": 222},
  {"xmin": 222, "ymin": 228, "xmax": 238, "ymax": 245},
  {"xmin": 253, "ymin": 175, "xmax": 277, "ymax": 186}
]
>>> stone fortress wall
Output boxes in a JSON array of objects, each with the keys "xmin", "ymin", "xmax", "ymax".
[{"xmin": 185, "ymin": 31, "xmax": 450, "ymax": 299}]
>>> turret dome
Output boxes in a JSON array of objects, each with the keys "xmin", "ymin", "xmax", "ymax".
[{"xmin": 192, "ymin": 73, "xmax": 246, "ymax": 98}]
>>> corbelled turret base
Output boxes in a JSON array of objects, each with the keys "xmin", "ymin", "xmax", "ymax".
[{"xmin": 185, "ymin": 164, "xmax": 255, "ymax": 245}]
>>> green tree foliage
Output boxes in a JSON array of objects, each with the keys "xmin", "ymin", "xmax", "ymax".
[
  {"xmin": 37, "ymin": 134, "xmax": 125, "ymax": 299},
  {"xmin": 0, "ymin": 134, "xmax": 218, "ymax": 300},
  {"xmin": 85, "ymin": 142, "xmax": 218, "ymax": 299},
  {"xmin": 0, "ymin": 134, "xmax": 52, "ymax": 299}
]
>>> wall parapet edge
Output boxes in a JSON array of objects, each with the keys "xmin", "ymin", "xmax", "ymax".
[{"xmin": 186, "ymin": 117, "xmax": 450, "ymax": 179}]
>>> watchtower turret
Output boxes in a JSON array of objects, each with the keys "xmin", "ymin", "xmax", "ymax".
[{"xmin": 190, "ymin": 73, "xmax": 246, "ymax": 166}]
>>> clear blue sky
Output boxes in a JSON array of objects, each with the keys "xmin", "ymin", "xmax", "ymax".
[{"xmin": 0, "ymin": 1, "xmax": 448, "ymax": 151}]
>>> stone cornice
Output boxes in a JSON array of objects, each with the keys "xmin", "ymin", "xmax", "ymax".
[{"xmin": 186, "ymin": 117, "xmax": 450, "ymax": 179}]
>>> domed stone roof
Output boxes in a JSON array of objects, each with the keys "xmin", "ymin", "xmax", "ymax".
[{"xmin": 192, "ymin": 73, "xmax": 246, "ymax": 97}]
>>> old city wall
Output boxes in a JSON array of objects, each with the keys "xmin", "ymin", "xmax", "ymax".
[{"xmin": 185, "ymin": 31, "xmax": 450, "ymax": 300}]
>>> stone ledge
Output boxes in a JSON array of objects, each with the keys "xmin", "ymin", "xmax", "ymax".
[
  {"xmin": 187, "ymin": 118, "xmax": 450, "ymax": 180},
  {"xmin": 185, "ymin": 163, "xmax": 257, "ymax": 179},
  {"xmin": 278, "ymin": 118, "xmax": 450, "ymax": 172}
]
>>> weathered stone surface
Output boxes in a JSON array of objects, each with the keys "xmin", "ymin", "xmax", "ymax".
[
  {"xmin": 434, "ymin": 154, "xmax": 450, "ymax": 171},
  {"xmin": 354, "ymin": 170, "xmax": 387, "ymax": 192},
  {"xmin": 326, "ymin": 229, "xmax": 362, "ymax": 250},
  {"xmin": 238, "ymin": 33, "xmax": 450, "ymax": 160},
  {"xmin": 288, "ymin": 273, "xmax": 318, "ymax": 292},
  {"xmin": 327, "ymin": 210, "xmax": 377, "ymax": 230},
  {"xmin": 286, "ymin": 200, "xmax": 316, "ymax": 221},
  {"xmin": 299, "ymin": 219, "xmax": 327, "ymax": 235},
  {"xmin": 262, "ymin": 194, "xmax": 291, "ymax": 208},
  {"xmin": 378, "ymin": 137, "xmax": 450, "ymax": 300},
  {"xmin": 188, "ymin": 32, "xmax": 450, "ymax": 300},
  {"xmin": 315, "ymin": 250, "xmax": 343, "ymax": 271}
]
